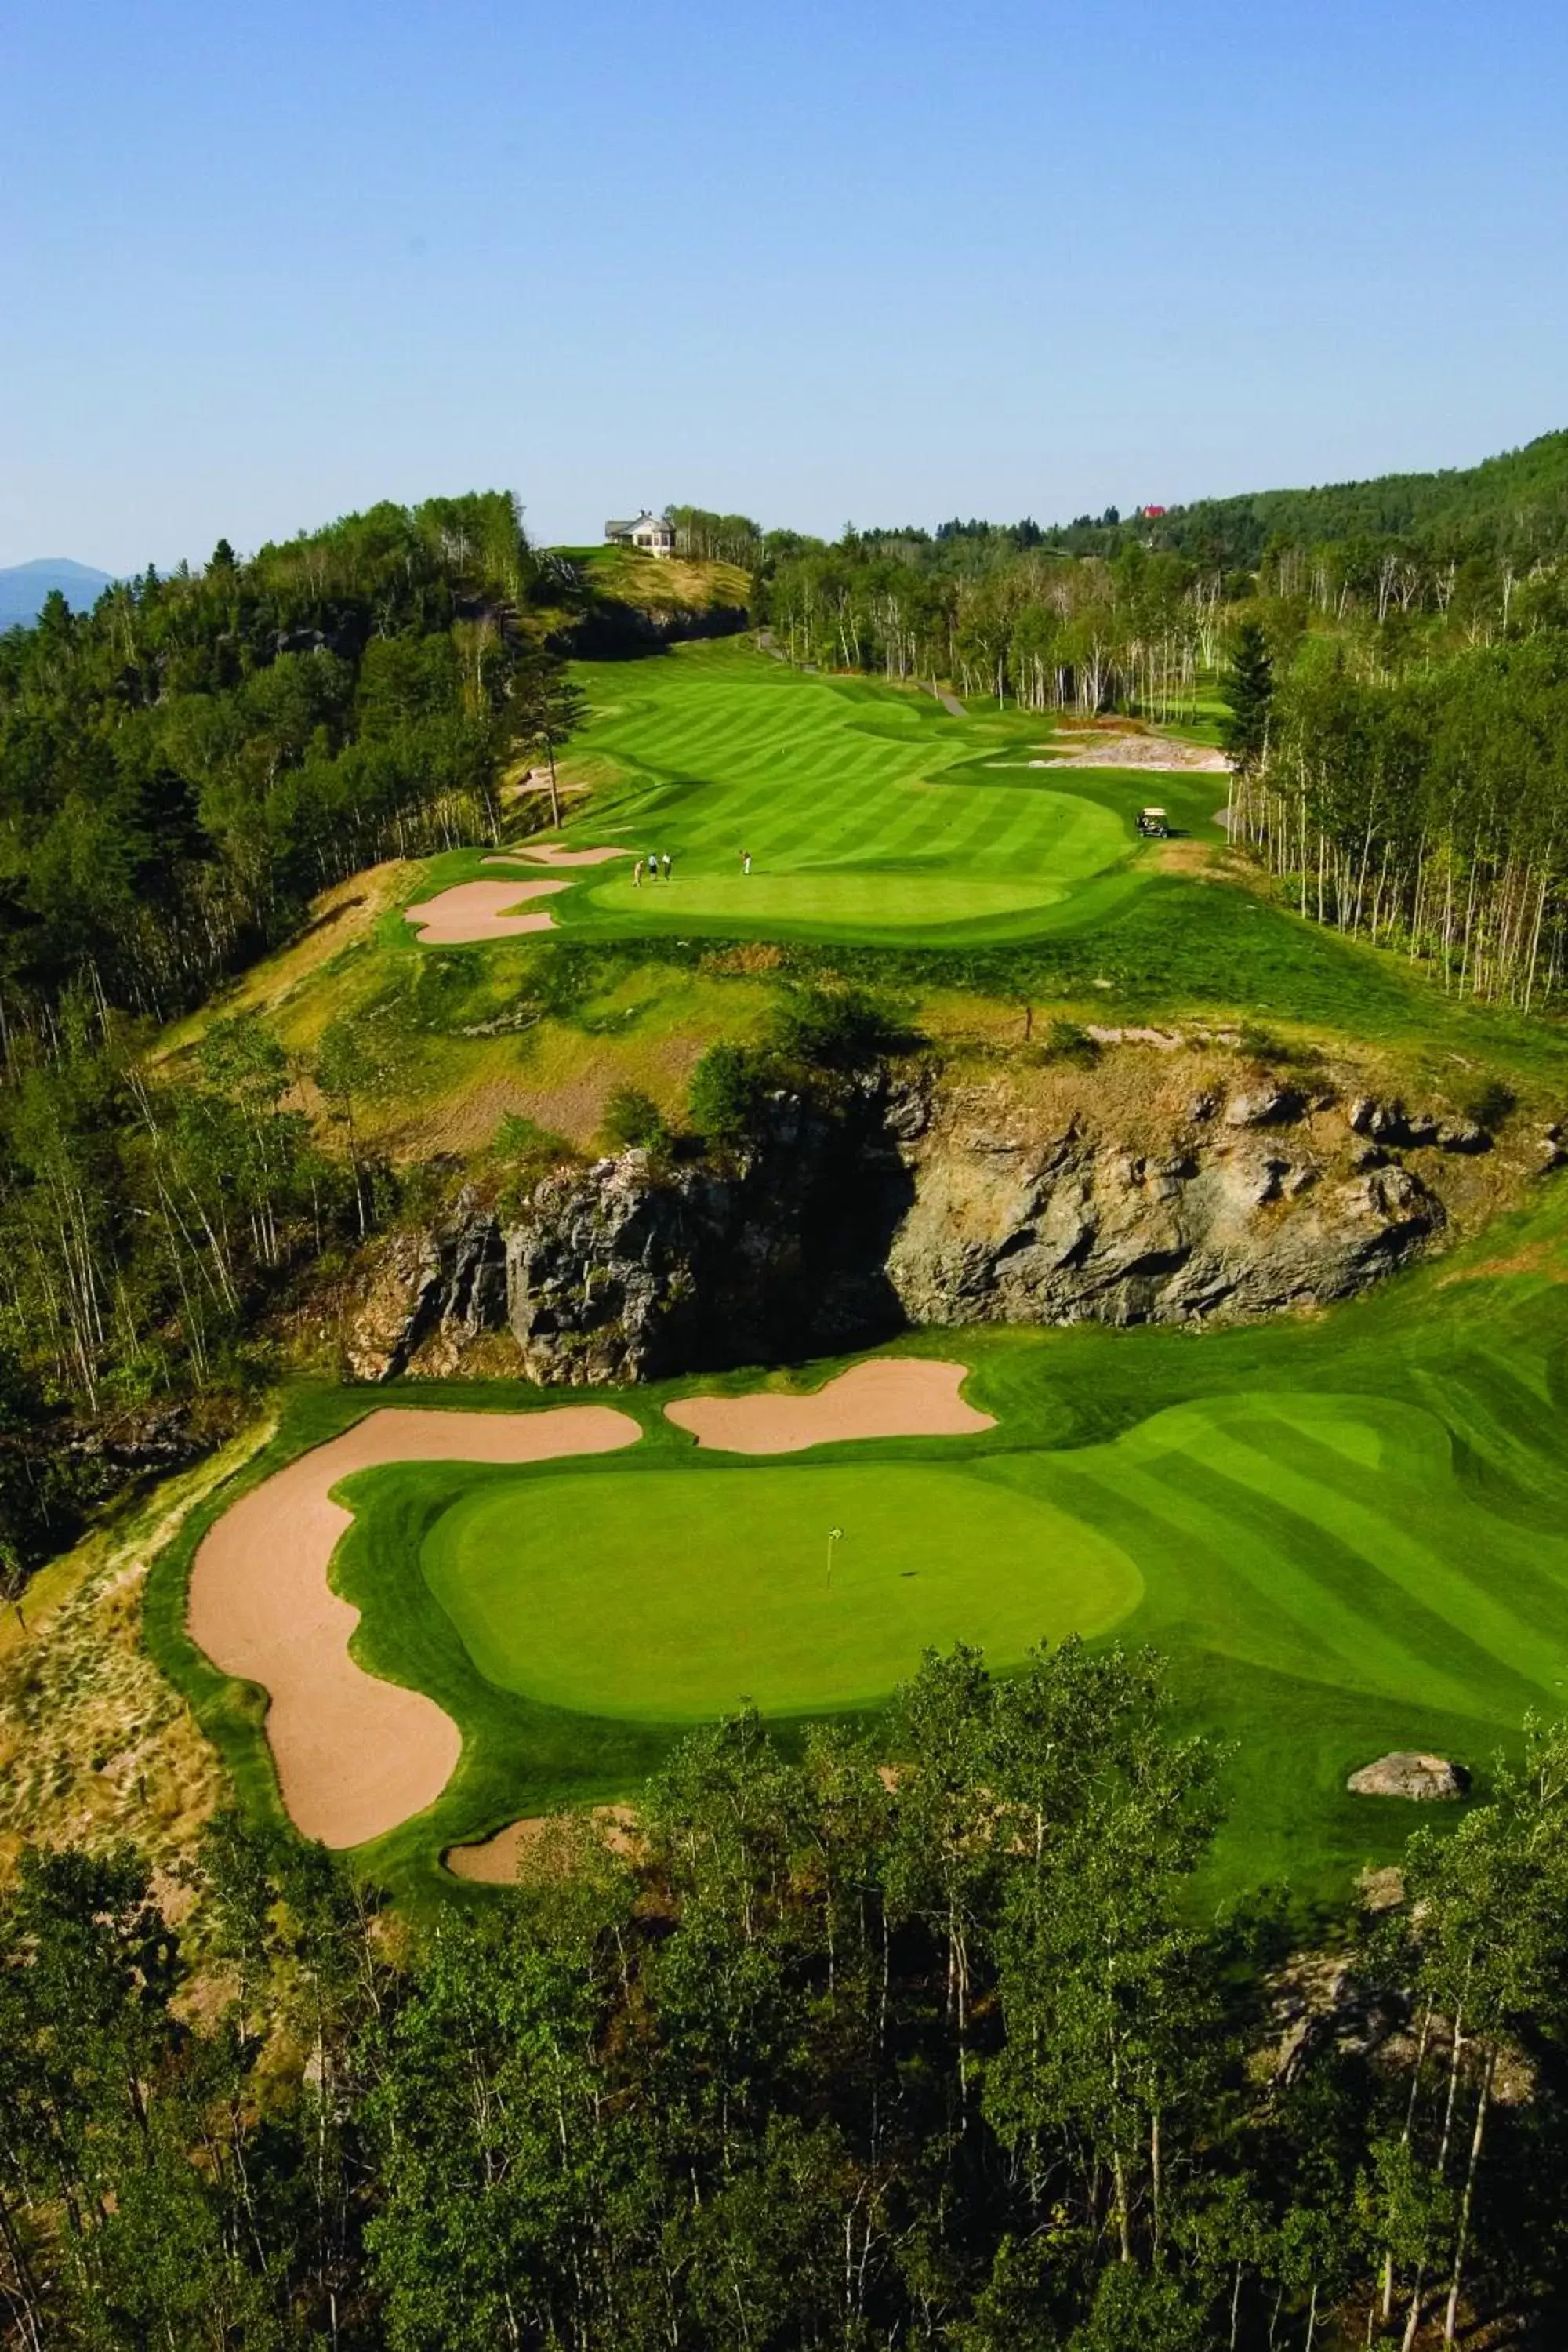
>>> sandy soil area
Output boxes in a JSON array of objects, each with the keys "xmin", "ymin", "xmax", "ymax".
[
  {"xmin": 666, "ymin": 1358, "xmax": 993, "ymax": 1454},
  {"xmin": 446, "ymin": 1803, "xmax": 640, "ymax": 1883},
  {"xmin": 187, "ymin": 1405, "xmax": 641, "ymax": 1849},
  {"xmin": 484, "ymin": 846, "xmax": 626, "ymax": 870},
  {"xmin": 404, "ymin": 877, "xmax": 570, "ymax": 943},
  {"xmin": 1029, "ymin": 735, "xmax": 1230, "ymax": 775}
]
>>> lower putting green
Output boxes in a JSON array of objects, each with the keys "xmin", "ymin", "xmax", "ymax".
[
  {"xmin": 170, "ymin": 1189, "xmax": 1568, "ymax": 1908},
  {"xmin": 421, "ymin": 1464, "xmax": 1142, "ymax": 1719}
]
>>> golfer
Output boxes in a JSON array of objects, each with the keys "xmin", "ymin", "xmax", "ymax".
[
  {"xmin": 662, "ymin": 852, "xmax": 672, "ymax": 880},
  {"xmin": 633, "ymin": 858, "xmax": 642, "ymax": 890},
  {"xmin": 743, "ymin": 851, "xmax": 752, "ymax": 875},
  {"xmin": 647, "ymin": 852, "xmax": 658, "ymax": 881}
]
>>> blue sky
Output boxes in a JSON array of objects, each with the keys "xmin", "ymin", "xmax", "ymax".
[{"xmin": 2, "ymin": 0, "xmax": 1566, "ymax": 571}]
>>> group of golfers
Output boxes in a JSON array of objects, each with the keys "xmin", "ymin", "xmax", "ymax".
[{"xmin": 630, "ymin": 846, "xmax": 755, "ymax": 887}]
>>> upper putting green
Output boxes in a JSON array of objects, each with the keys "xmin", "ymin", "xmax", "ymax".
[
  {"xmin": 483, "ymin": 643, "xmax": 1190, "ymax": 948},
  {"xmin": 421, "ymin": 1463, "xmax": 1142, "ymax": 1719}
]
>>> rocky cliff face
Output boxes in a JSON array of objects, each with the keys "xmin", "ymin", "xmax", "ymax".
[
  {"xmin": 347, "ymin": 1054, "xmax": 1477, "ymax": 1384},
  {"xmin": 559, "ymin": 601, "xmax": 749, "ymax": 658},
  {"xmin": 350, "ymin": 1081, "xmax": 910, "ymax": 1383},
  {"xmin": 887, "ymin": 1082, "xmax": 1443, "ymax": 1328}
]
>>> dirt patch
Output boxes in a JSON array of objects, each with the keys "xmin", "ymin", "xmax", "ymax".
[
  {"xmin": 666, "ymin": 1358, "xmax": 993, "ymax": 1454},
  {"xmin": 187, "ymin": 1404, "xmax": 641, "ymax": 1849},
  {"xmin": 1029, "ymin": 737, "xmax": 1230, "ymax": 774},
  {"xmin": 404, "ymin": 877, "xmax": 570, "ymax": 944},
  {"xmin": 446, "ymin": 1803, "xmax": 640, "ymax": 1883},
  {"xmin": 485, "ymin": 846, "xmax": 626, "ymax": 870},
  {"xmin": 702, "ymin": 942, "xmax": 786, "ymax": 976},
  {"xmin": 1439, "ymin": 1237, "xmax": 1568, "ymax": 1286}
]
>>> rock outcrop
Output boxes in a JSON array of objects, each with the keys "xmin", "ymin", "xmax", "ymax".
[
  {"xmin": 345, "ymin": 1192, "xmax": 506, "ymax": 1381},
  {"xmin": 1347, "ymin": 1752, "xmax": 1469, "ymax": 1801},
  {"xmin": 503, "ymin": 1085, "xmax": 910, "ymax": 1383},
  {"xmin": 350, "ymin": 1089, "xmax": 911, "ymax": 1385},
  {"xmin": 560, "ymin": 600, "xmax": 748, "ymax": 658},
  {"xmin": 344, "ymin": 1057, "xmax": 1470, "ymax": 1384},
  {"xmin": 886, "ymin": 1088, "xmax": 1442, "ymax": 1330}
]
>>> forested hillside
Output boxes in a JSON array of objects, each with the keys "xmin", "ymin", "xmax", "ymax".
[
  {"xmin": 6, "ymin": 1655, "xmax": 1568, "ymax": 2347},
  {"xmin": 1091, "ymin": 426, "xmax": 1568, "ymax": 568},
  {"xmin": 0, "ymin": 492, "xmax": 555, "ymax": 1021},
  {"xmin": 0, "ymin": 494, "xmax": 584, "ymax": 1577},
  {"xmin": 752, "ymin": 439, "xmax": 1568, "ymax": 1015}
]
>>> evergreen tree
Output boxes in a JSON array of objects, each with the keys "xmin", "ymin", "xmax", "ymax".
[{"xmin": 1221, "ymin": 619, "xmax": 1275, "ymax": 776}]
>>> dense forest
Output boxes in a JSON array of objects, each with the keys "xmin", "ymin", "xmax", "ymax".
[
  {"xmin": 3, "ymin": 1645, "xmax": 1566, "ymax": 2349},
  {"xmin": 0, "ymin": 491, "xmax": 567, "ymax": 1025},
  {"xmin": 0, "ymin": 494, "xmax": 588, "ymax": 1582}
]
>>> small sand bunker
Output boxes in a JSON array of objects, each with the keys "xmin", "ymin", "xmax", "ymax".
[
  {"xmin": 404, "ymin": 877, "xmax": 569, "ymax": 943},
  {"xmin": 484, "ymin": 845, "xmax": 626, "ymax": 870},
  {"xmin": 446, "ymin": 1804, "xmax": 641, "ymax": 1884},
  {"xmin": 666, "ymin": 1357, "xmax": 993, "ymax": 1454},
  {"xmin": 187, "ymin": 1404, "xmax": 641, "ymax": 1849}
]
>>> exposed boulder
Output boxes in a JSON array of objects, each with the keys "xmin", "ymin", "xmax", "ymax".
[
  {"xmin": 1347, "ymin": 1752, "xmax": 1470, "ymax": 1801},
  {"xmin": 1348, "ymin": 1096, "xmax": 1490, "ymax": 1153},
  {"xmin": 1223, "ymin": 1083, "xmax": 1301, "ymax": 1129},
  {"xmin": 1269, "ymin": 1954, "xmax": 1406, "ymax": 2085}
]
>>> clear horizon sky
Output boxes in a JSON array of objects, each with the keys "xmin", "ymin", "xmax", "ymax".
[{"xmin": 3, "ymin": 0, "xmax": 1566, "ymax": 574}]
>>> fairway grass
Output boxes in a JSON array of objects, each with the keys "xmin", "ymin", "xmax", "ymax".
[
  {"xmin": 423, "ymin": 1464, "xmax": 1141, "ymax": 1719},
  {"xmin": 475, "ymin": 643, "xmax": 1174, "ymax": 949}
]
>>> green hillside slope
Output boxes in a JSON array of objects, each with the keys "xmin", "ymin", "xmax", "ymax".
[{"xmin": 1130, "ymin": 427, "xmax": 1568, "ymax": 567}]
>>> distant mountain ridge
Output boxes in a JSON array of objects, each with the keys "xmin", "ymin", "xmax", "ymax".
[{"xmin": 0, "ymin": 557, "xmax": 114, "ymax": 630}]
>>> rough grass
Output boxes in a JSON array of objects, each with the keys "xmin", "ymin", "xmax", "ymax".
[
  {"xmin": 557, "ymin": 545, "xmax": 752, "ymax": 613},
  {"xmin": 0, "ymin": 1428, "xmax": 272, "ymax": 1883},
  {"xmin": 147, "ymin": 1182, "xmax": 1568, "ymax": 1922}
]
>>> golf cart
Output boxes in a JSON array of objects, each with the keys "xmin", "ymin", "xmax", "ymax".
[{"xmin": 1136, "ymin": 805, "xmax": 1170, "ymax": 838}]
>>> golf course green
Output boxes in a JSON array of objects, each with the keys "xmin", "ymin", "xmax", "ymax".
[
  {"xmin": 422, "ymin": 642, "xmax": 1219, "ymax": 949},
  {"xmin": 156, "ymin": 636, "xmax": 1568, "ymax": 1918},
  {"xmin": 422, "ymin": 1463, "xmax": 1142, "ymax": 1719},
  {"xmin": 153, "ymin": 1185, "xmax": 1568, "ymax": 1913}
]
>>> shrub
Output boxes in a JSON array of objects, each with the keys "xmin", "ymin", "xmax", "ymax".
[
  {"xmin": 1461, "ymin": 1078, "xmax": 1516, "ymax": 1130},
  {"xmin": 688, "ymin": 1044, "xmax": 771, "ymax": 1144},
  {"xmin": 768, "ymin": 984, "xmax": 896, "ymax": 1070},
  {"xmin": 1042, "ymin": 1019, "xmax": 1101, "ymax": 1068},
  {"xmin": 494, "ymin": 1114, "xmax": 576, "ymax": 1211},
  {"xmin": 601, "ymin": 1087, "xmax": 669, "ymax": 1152}
]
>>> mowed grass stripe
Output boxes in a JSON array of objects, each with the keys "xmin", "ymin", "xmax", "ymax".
[
  {"xmin": 555, "ymin": 644, "xmax": 1136, "ymax": 945},
  {"xmin": 1228, "ymin": 1409, "xmax": 1568, "ymax": 1644},
  {"xmin": 1049, "ymin": 1447, "xmax": 1468, "ymax": 1705}
]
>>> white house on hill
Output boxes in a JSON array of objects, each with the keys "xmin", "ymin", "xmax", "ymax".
[{"xmin": 604, "ymin": 510, "xmax": 675, "ymax": 557}]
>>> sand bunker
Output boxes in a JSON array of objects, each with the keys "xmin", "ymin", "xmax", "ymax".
[
  {"xmin": 484, "ymin": 845, "xmax": 626, "ymax": 870},
  {"xmin": 666, "ymin": 1357, "xmax": 993, "ymax": 1454},
  {"xmin": 187, "ymin": 1404, "xmax": 641, "ymax": 1849},
  {"xmin": 404, "ymin": 877, "xmax": 569, "ymax": 943},
  {"xmin": 446, "ymin": 1804, "xmax": 640, "ymax": 1884}
]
